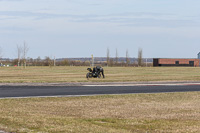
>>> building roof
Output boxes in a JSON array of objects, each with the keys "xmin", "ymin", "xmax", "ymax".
[{"xmin": 153, "ymin": 58, "xmax": 199, "ymax": 59}]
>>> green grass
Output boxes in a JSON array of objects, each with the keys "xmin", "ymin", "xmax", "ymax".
[
  {"xmin": 0, "ymin": 92, "xmax": 200, "ymax": 132},
  {"xmin": 0, "ymin": 66, "xmax": 200, "ymax": 83}
]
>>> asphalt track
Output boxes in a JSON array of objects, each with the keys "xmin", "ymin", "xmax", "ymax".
[{"xmin": 0, "ymin": 84, "xmax": 200, "ymax": 98}]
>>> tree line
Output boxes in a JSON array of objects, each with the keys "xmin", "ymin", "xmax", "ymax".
[
  {"xmin": 106, "ymin": 48, "xmax": 152, "ymax": 67},
  {"xmin": 0, "ymin": 44, "xmax": 152, "ymax": 67}
]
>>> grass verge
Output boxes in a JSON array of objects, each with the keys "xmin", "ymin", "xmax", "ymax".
[{"xmin": 0, "ymin": 92, "xmax": 200, "ymax": 132}]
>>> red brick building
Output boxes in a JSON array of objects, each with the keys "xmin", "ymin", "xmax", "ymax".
[{"xmin": 153, "ymin": 58, "xmax": 200, "ymax": 67}]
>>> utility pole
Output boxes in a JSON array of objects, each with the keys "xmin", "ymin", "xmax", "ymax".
[
  {"xmin": 23, "ymin": 41, "xmax": 29, "ymax": 69},
  {"xmin": 107, "ymin": 48, "xmax": 110, "ymax": 67},
  {"xmin": 17, "ymin": 45, "xmax": 22, "ymax": 67},
  {"xmin": 115, "ymin": 48, "xmax": 118, "ymax": 64},
  {"xmin": 91, "ymin": 54, "xmax": 94, "ymax": 67},
  {"xmin": 54, "ymin": 56, "xmax": 56, "ymax": 66}
]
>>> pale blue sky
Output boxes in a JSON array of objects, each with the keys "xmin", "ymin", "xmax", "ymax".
[{"xmin": 0, "ymin": 0, "xmax": 200, "ymax": 58}]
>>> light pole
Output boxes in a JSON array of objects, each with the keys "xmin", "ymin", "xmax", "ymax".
[{"xmin": 146, "ymin": 58, "xmax": 147, "ymax": 67}]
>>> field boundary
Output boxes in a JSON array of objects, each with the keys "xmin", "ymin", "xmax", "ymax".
[{"xmin": 0, "ymin": 81, "xmax": 200, "ymax": 87}]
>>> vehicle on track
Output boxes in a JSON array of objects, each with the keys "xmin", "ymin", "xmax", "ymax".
[{"xmin": 86, "ymin": 66, "xmax": 105, "ymax": 79}]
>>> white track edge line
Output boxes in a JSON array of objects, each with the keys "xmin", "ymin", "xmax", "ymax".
[{"xmin": 83, "ymin": 83, "xmax": 200, "ymax": 87}]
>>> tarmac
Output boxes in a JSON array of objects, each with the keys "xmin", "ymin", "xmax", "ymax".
[{"xmin": 0, "ymin": 81, "xmax": 200, "ymax": 86}]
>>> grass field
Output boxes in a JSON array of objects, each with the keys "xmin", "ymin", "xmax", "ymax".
[
  {"xmin": 0, "ymin": 92, "xmax": 200, "ymax": 132},
  {"xmin": 0, "ymin": 66, "xmax": 200, "ymax": 132},
  {"xmin": 0, "ymin": 66, "xmax": 200, "ymax": 83}
]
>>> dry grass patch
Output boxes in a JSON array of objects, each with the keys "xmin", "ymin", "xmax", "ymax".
[
  {"xmin": 0, "ymin": 92, "xmax": 200, "ymax": 132},
  {"xmin": 0, "ymin": 66, "xmax": 200, "ymax": 83}
]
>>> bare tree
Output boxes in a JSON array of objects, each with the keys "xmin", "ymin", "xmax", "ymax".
[
  {"xmin": 110, "ymin": 58, "xmax": 114, "ymax": 67},
  {"xmin": 126, "ymin": 49, "xmax": 130, "ymax": 66},
  {"xmin": 138, "ymin": 48, "xmax": 143, "ymax": 67},
  {"xmin": 0, "ymin": 46, "xmax": 3, "ymax": 66},
  {"xmin": 115, "ymin": 48, "xmax": 118, "ymax": 65},
  {"xmin": 0, "ymin": 46, "xmax": 2, "ymax": 58},
  {"xmin": 36, "ymin": 56, "xmax": 42, "ymax": 66},
  {"xmin": 45, "ymin": 56, "xmax": 53, "ymax": 66},
  {"xmin": 60, "ymin": 59, "xmax": 69, "ymax": 66},
  {"xmin": 23, "ymin": 42, "xmax": 29, "ymax": 68},
  {"xmin": 107, "ymin": 47, "xmax": 110, "ymax": 66},
  {"xmin": 17, "ymin": 45, "xmax": 22, "ymax": 67}
]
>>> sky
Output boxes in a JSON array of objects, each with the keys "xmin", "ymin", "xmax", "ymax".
[{"xmin": 0, "ymin": 0, "xmax": 200, "ymax": 59}]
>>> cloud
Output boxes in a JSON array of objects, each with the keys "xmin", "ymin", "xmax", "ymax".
[
  {"xmin": 0, "ymin": 26, "xmax": 32, "ymax": 32},
  {"xmin": 68, "ymin": 12, "xmax": 200, "ymax": 28},
  {"xmin": 0, "ymin": 10, "xmax": 199, "ymax": 28},
  {"xmin": 0, "ymin": 11, "xmax": 79, "ymax": 19},
  {"xmin": 0, "ymin": 0, "xmax": 23, "ymax": 1}
]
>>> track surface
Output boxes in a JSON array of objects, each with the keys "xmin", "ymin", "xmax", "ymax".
[{"xmin": 0, "ymin": 85, "xmax": 200, "ymax": 98}]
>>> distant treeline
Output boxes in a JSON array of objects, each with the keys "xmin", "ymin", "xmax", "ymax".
[{"xmin": 0, "ymin": 57, "xmax": 153, "ymax": 67}]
